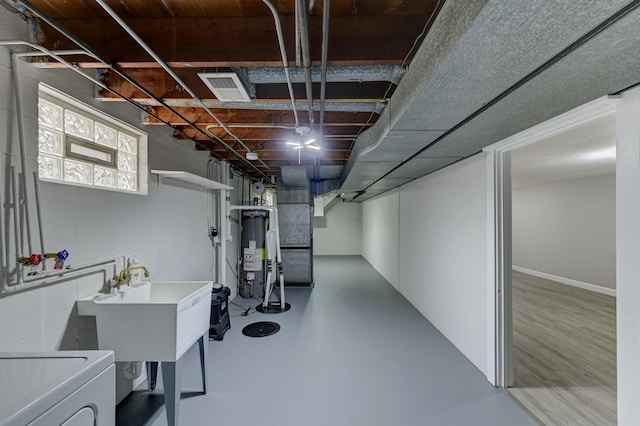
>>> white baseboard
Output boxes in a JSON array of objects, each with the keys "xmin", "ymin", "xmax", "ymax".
[{"xmin": 512, "ymin": 266, "xmax": 616, "ymax": 297}]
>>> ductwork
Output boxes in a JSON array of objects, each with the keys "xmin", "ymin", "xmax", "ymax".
[
  {"xmin": 314, "ymin": 178, "xmax": 340, "ymax": 195},
  {"xmin": 245, "ymin": 65, "xmax": 406, "ymax": 85},
  {"xmin": 280, "ymin": 166, "xmax": 310, "ymax": 188},
  {"xmin": 277, "ymin": 165, "xmax": 314, "ymax": 284},
  {"xmin": 279, "ymin": 164, "xmax": 341, "ymax": 196},
  {"xmin": 340, "ymin": 0, "xmax": 640, "ymax": 200},
  {"xmin": 128, "ymin": 99, "xmax": 386, "ymax": 113}
]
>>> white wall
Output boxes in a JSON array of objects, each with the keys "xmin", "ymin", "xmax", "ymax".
[
  {"xmin": 512, "ymin": 174, "xmax": 616, "ymax": 290},
  {"xmin": 362, "ymin": 191, "xmax": 399, "ymax": 289},
  {"xmin": 313, "ymin": 201, "xmax": 362, "ymax": 255},
  {"xmin": 0, "ymin": 8, "xmax": 242, "ymax": 401},
  {"xmin": 362, "ymin": 154, "xmax": 488, "ymax": 375}
]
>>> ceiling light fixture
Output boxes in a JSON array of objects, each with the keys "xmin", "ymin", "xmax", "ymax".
[{"xmin": 287, "ymin": 126, "xmax": 321, "ymax": 163}]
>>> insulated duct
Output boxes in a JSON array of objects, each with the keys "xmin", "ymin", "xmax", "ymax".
[
  {"xmin": 279, "ymin": 166, "xmax": 310, "ymax": 188},
  {"xmin": 276, "ymin": 175, "xmax": 313, "ymax": 284},
  {"xmin": 245, "ymin": 65, "xmax": 406, "ymax": 85},
  {"xmin": 340, "ymin": 0, "xmax": 640, "ymax": 197}
]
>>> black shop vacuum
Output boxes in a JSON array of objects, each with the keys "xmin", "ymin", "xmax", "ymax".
[{"xmin": 210, "ymin": 283, "xmax": 231, "ymax": 341}]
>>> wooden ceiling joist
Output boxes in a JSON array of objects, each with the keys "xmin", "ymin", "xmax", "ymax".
[
  {"xmin": 142, "ymin": 107, "xmax": 375, "ymax": 127},
  {"xmin": 36, "ymin": 16, "xmax": 428, "ymax": 64},
  {"xmin": 25, "ymin": 0, "xmax": 444, "ymax": 180},
  {"xmin": 212, "ymin": 150, "xmax": 350, "ymax": 161},
  {"xmin": 174, "ymin": 126, "xmax": 363, "ymax": 141},
  {"xmin": 95, "ymin": 67, "xmax": 393, "ymax": 102},
  {"xmin": 258, "ymin": 159, "xmax": 348, "ymax": 167},
  {"xmin": 204, "ymin": 140, "xmax": 353, "ymax": 152},
  {"xmin": 30, "ymin": 0, "xmax": 438, "ymax": 19}
]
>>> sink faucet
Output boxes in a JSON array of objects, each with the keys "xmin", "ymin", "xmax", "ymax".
[{"xmin": 114, "ymin": 264, "xmax": 150, "ymax": 289}]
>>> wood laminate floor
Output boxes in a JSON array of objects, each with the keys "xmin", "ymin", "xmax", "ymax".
[{"xmin": 507, "ymin": 271, "xmax": 616, "ymax": 425}]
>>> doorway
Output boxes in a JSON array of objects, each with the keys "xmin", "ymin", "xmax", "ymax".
[{"xmin": 486, "ymin": 97, "xmax": 618, "ymax": 424}]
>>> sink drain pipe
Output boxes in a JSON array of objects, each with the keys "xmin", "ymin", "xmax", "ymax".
[{"xmin": 122, "ymin": 361, "xmax": 144, "ymax": 380}]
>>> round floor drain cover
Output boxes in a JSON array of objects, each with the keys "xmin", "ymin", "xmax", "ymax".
[
  {"xmin": 255, "ymin": 302, "xmax": 291, "ymax": 314},
  {"xmin": 242, "ymin": 321, "xmax": 280, "ymax": 337}
]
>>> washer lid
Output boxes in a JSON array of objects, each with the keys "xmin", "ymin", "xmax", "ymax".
[{"xmin": 0, "ymin": 351, "xmax": 113, "ymax": 426}]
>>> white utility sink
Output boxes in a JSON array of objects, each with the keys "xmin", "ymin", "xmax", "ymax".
[{"xmin": 77, "ymin": 281, "xmax": 212, "ymax": 362}]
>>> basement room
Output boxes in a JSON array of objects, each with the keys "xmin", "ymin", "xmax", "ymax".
[{"xmin": 1, "ymin": 1, "xmax": 640, "ymax": 426}]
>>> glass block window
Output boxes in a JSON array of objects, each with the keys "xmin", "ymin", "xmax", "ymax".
[{"xmin": 37, "ymin": 84, "xmax": 148, "ymax": 195}]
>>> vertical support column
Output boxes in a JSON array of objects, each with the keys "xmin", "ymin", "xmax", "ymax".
[
  {"xmin": 616, "ymin": 87, "xmax": 640, "ymax": 426},
  {"xmin": 485, "ymin": 149, "xmax": 513, "ymax": 388},
  {"xmin": 486, "ymin": 151, "xmax": 497, "ymax": 386},
  {"xmin": 497, "ymin": 150, "xmax": 513, "ymax": 388},
  {"xmin": 162, "ymin": 357, "xmax": 184, "ymax": 426}
]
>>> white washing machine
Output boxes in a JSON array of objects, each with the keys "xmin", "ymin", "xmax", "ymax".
[{"xmin": 0, "ymin": 351, "xmax": 115, "ymax": 426}]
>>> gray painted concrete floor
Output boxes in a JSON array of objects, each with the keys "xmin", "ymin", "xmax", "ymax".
[{"xmin": 117, "ymin": 255, "xmax": 534, "ymax": 426}]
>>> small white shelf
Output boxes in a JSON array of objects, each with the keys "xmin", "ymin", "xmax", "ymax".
[{"xmin": 151, "ymin": 170, "xmax": 233, "ymax": 190}]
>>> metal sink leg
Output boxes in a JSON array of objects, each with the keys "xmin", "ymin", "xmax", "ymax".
[{"xmin": 161, "ymin": 356, "xmax": 184, "ymax": 426}]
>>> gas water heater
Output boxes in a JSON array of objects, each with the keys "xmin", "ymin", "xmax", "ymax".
[{"xmin": 239, "ymin": 210, "xmax": 268, "ymax": 298}]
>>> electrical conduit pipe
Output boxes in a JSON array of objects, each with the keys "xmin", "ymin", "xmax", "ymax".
[{"xmin": 93, "ymin": 0, "xmax": 271, "ymax": 172}]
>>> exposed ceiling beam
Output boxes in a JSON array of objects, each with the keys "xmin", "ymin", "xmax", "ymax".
[
  {"xmin": 201, "ymin": 126, "xmax": 363, "ymax": 140},
  {"xmin": 95, "ymin": 68, "xmax": 392, "ymax": 101},
  {"xmin": 211, "ymin": 150, "xmax": 350, "ymax": 161},
  {"xmin": 204, "ymin": 140, "xmax": 353, "ymax": 151},
  {"xmin": 34, "ymin": 59, "xmax": 408, "ymax": 68},
  {"xmin": 19, "ymin": 0, "xmax": 443, "ymax": 183},
  {"xmin": 35, "ymin": 16, "xmax": 429, "ymax": 64},
  {"xmin": 258, "ymin": 159, "xmax": 348, "ymax": 167},
  {"xmin": 173, "ymin": 127, "xmax": 360, "ymax": 141},
  {"xmin": 141, "ymin": 107, "xmax": 375, "ymax": 126},
  {"xmin": 98, "ymin": 97, "xmax": 385, "ymax": 113},
  {"xmin": 26, "ymin": 0, "xmax": 437, "ymax": 19}
]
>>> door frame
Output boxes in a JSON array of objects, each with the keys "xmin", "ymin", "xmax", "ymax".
[{"xmin": 483, "ymin": 96, "xmax": 618, "ymax": 387}]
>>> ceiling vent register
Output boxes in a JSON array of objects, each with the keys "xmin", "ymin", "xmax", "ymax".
[{"xmin": 198, "ymin": 72, "xmax": 252, "ymax": 103}]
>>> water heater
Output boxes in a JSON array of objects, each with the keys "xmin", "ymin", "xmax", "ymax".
[{"xmin": 239, "ymin": 210, "xmax": 268, "ymax": 298}]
